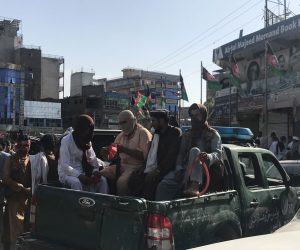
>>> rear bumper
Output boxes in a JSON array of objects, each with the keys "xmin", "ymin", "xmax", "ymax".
[{"xmin": 16, "ymin": 233, "xmax": 76, "ymax": 250}]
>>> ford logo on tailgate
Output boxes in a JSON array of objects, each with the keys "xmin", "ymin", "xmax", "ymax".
[{"xmin": 79, "ymin": 197, "xmax": 96, "ymax": 207}]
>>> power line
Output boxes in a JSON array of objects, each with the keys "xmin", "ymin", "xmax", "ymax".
[
  {"xmin": 148, "ymin": 0, "xmax": 260, "ymax": 69},
  {"xmin": 158, "ymin": 3, "xmax": 280, "ymax": 71},
  {"xmin": 158, "ymin": 11, "xmax": 265, "ymax": 70}
]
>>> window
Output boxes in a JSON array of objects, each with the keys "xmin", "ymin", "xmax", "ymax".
[
  {"xmin": 261, "ymin": 154, "xmax": 284, "ymax": 186},
  {"xmin": 238, "ymin": 152, "xmax": 263, "ymax": 188},
  {"xmin": 86, "ymin": 98, "xmax": 100, "ymax": 109}
]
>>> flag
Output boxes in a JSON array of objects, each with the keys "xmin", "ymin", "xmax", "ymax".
[
  {"xmin": 160, "ymin": 89, "xmax": 166, "ymax": 107},
  {"xmin": 136, "ymin": 94, "xmax": 147, "ymax": 109},
  {"xmin": 179, "ymin": 72, "xmax": 189, "ymax": 101},
  {"xmin": 134, "ymin": 91, "xmax": 147, "ymax": 109},
  {"xmin": 202, "ymin": 66, "xmax": 222, "ymax": 90},
  {"xmin": 168, "ymin": 90, "xmax": 180, "ymax": 98},
  {"xmin": 266, "ymin": 42, "xmax": 283, "ymax": 76},
  {"xmin": 228, "ymin": 54, "xmax": 241, "ymax": 87},
  {"xmin": 145, "ymin": 85, "xmax": 152, "ymax": 109}
]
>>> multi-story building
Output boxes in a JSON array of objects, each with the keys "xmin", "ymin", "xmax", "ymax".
[
  {"xmin": 0, "ymin": 63, "xmax": 24, "ymax": 131},
  {"xmin": 106, "ymin": 68, "xmax": 180, "ymax": 115},
  {"xmin": 0, "ymin": 17, "xmax": 64, "ymax": 131},
  {"xmin": 15, "ymin": 46, "xmax": 42, "ymax": 100},
  {"xmin": 41, "ymin": 55, "xmax": 64, "ymax": 99},
  {"xmin": 62, "ymin": 84, "xmax": 130, "ymax": 129},
  {"xmin": 209, "ymin": 14, "xmax": 300, "ymax": 140},
  {"xmin": 70, "ymin": 71, "xmax": 106, "ymax": 97},
  {"xmin": 14, "ymin": 47, "xmax": 65, "ymax": 100},
  {"xmin": 0, "ymin": 18, "xmax": 22, "ymax": 63}
]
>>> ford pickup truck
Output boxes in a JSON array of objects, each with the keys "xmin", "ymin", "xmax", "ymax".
[{"xmin": 16, "ymin": 128, "xmax": 300, "ymax": 250}]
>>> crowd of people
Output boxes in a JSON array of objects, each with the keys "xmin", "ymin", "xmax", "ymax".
[
  {"xmin": 1, "ymin": 104, "xmax": 299, "ymax": 249},
  {"xmin": 0, "ymin": 103, "xmax": 225, "ymax": 249},
  {"xmin": 255, "ymin": 131, "xmax": 300, "ymax": 160}
]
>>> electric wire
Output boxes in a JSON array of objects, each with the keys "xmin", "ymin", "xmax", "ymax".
[
  {"xmin": 147, "ymin": 0, "xmax": 259, "ymax": 69},
  {"xmin": 148, "ymin": 0, "xmax": 262, "ymax": 70}
]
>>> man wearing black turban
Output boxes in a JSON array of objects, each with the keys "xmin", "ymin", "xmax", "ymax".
[
  {"xmin": 58, "ymin": 114, "xmax": 108, "ymax": 193},
  {"xmin": 175, "ymin": 103, "xmax": 223, "ymax": 196},
  {"xmin": 142, "ymin": 109, "xmax": 181, "ymax": 201}
]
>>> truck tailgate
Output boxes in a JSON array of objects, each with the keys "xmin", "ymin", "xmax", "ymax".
[{"xmin": 34, "ymin": 185, "xmax": 147, "ymax": 250}]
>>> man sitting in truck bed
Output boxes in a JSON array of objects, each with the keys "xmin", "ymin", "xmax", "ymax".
[
  {"xmin": 175, "ymin": 103, "xmax": 223, "ymax": 197},
  {"xmin": 142, "ymin": 109, "xmax": 182, "ymax": 201},
  {"xmin": 58, "ymin": 115, "xmax": 108, "ymax": 193},
  {"xmin": 100, "ymin": 110, "xmax": 152, "ymax": 196}
]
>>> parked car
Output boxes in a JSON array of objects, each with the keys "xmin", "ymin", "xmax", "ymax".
[{"xmin": 192, "ymin": 208, "xmax": 300, "ymax": 250}]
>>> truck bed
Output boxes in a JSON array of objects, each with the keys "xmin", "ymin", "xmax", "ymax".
[{"xmin": 19, "ymin": 184, "xmax": 240, "ymax": 250}]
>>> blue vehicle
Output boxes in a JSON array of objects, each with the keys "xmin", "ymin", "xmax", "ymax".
[
  {"xmin": 180, "ymin": 125, "xmax": 255, "ymax": 145},
  {"xmin": 213, "ymin": 126, "xmax": 254, "ymax": 145}
]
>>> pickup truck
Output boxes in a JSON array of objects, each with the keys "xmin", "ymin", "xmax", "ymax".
[{"xmin": 16, "ymin": 128, "xmax": 300, "ymax": 250}]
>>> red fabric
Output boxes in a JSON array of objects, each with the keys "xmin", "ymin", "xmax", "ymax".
[{"xmin": 108, "ymin": 143, "xmax": 118, "ymax": 161}]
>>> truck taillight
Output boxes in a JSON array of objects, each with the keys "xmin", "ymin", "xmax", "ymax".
[
  {"xmin": 29, "ymin": 193, "xmax": 37, "ymax": 231},
  {"xmin": 146, "ymin": 214, "xmax": 174, "ymax": 250}
]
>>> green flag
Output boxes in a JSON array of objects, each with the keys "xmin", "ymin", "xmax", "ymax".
[
  {"xmin": 136, "ymin": 94, "xmax": 147, "ymax": 109},
  {"xmin": 202, "ymin": 66, "xmax": 222, "ymax": 90},
  {"xmin": 179, "ymin": 72, "xmax": 189, "ymax": 101}
]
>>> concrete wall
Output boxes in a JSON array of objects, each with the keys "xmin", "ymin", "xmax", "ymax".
[
  {"xmin": 82, "ymin": 84, "xmax": 104, "ymax": 97},
  {"xmin": 70, "ymin": 72, "xmax": 94, "ymax": 96},
  {"xmin": 0, "ymin": 35, "xmax": 15, "ymax": 63},
  {"xmin": 15, "ymin": 48, "xmax": 42, "ymax": 100},
  {"xmin": 0, "ymin": 18, "xmax": 21, "ymax": 64},
  {"xmin": 41, "ymin": 57, "xmax": 60, "ymax": 99}
]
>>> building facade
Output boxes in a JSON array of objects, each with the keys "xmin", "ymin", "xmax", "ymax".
[
  {"xmin": 70, "ymin": 71, "xmax": 103, "ymax": 97},
  {"xmin": 106, "ymin": 68, "xmax": 180, "ymax": 115},
  {"xmin": 0, "ymin": 17, "xmax": 64, "ymax": 131},
  {"xmin": 15, "ymin": 46, "xmax": 42, "ymax": 101},
  {"xmin": 62, "ymin": 84, "xmax": 130, "ymax": 129},
  {"xmin": 0, "ymin": 63, "xmax": 24, "ymax": 131},
  {"xmin": 209, "ymin": 14, "xmax": 300, "ymax": 141},
  {"xmin": 41, "ymin": 55, "xmax": 64, "ymax": 99}
]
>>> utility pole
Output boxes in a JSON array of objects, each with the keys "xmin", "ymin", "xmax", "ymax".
[
  {"xmin": 265, "ymin": 0, "xmax": 268, "ymax": 27},
  {"xmin": 200, "ymin": 61, "xmax": 203, "ymax": 104},
  {"xmin": 264, "ymin": 41, "xmax": 269, "ymax": 147}
]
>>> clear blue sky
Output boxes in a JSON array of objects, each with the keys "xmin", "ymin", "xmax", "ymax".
[{"xmin": 2, "ymin": 0, "xmax": 300, "ymax": 105}]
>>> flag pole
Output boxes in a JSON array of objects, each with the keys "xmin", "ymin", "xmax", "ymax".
[
  {"xmin": 265, "ymin": 41, "xmax": 269, "ymax": 147},
  {"xmin": 200, "ymin": 61, "xmax": 203, "ymax": 104},
  {"xmin": 229, "ymin": 55, "xmax": 232, "ymax": 126},
  {"xmin": 179, "ymin": 69, "xmax": 181, "ymax": 127}
]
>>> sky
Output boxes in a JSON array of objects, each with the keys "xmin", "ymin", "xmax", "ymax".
[{"xmin": 2, "ymin": 0, "xmax": 300, "ymax": 106}]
